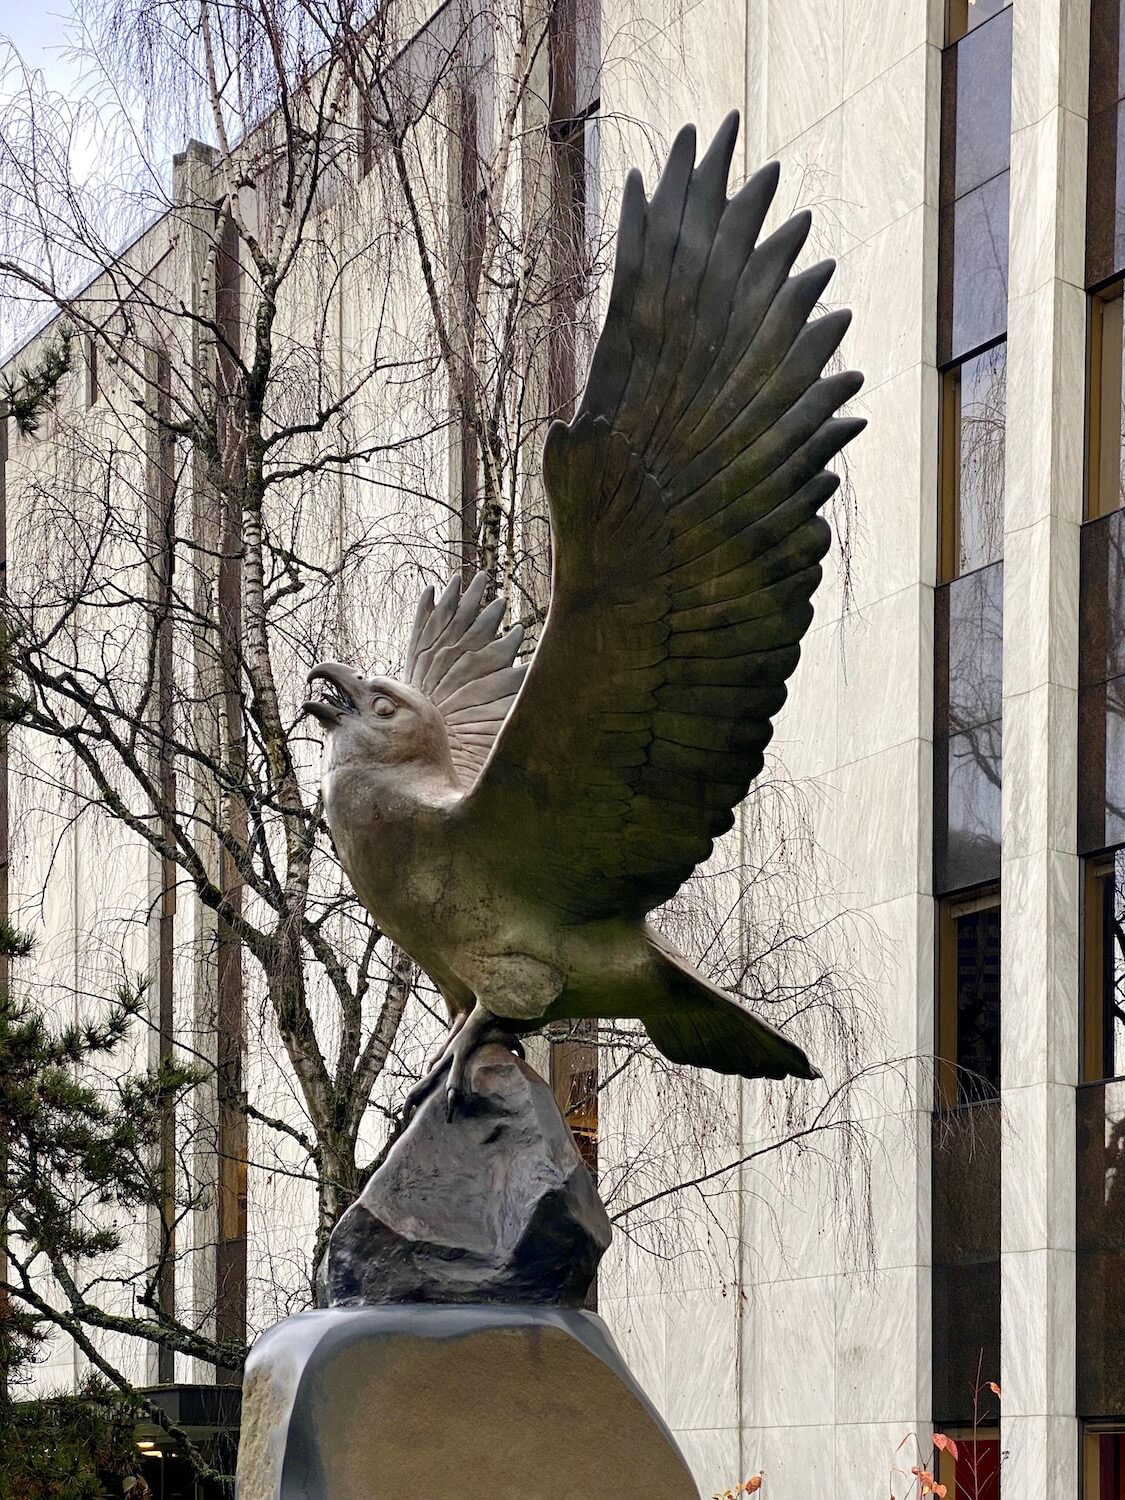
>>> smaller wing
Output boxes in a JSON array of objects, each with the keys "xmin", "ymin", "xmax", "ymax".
[{"xmin": 405, "ymin": 571, "xmax": 526, "ymax": 788}]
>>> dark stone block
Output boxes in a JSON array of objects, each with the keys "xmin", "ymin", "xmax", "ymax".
[{"xmin": 322, "ymin": 1045, "xmax": 610, "ymax": 1308}]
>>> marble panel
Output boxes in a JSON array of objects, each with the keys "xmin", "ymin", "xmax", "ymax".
[
  {"xmin": 1048, "ymin": 277, "xmax": 1088, "ymax": 519},
  {"xmin": 836, "ymin": 894, "xmax": 932, "ymax": 1096},
  {"xmin": 1004, "ymin": 279, "xmax": 1087, "ymax": 533},
  {"xmin": 839, "ymin": 1105, "xmax": 932, "ymax": 1272},
  {"xmin": 765, "ymin": 0, "xmax": 844, "ymax": 155},
  {"xmin": 1011, "ymin": 0, "xmax": 1090, "ymax": 132},
  {"xmin": 745, "ymin": 0, "xmax": 768, "ymax": 166},
  {"xmin": 742, "ymin": 1275, "xmax": 835, "ymax": 1427},
  {"xmin": 1052, "ymin": 515, "xmax": 1082, "ymax": 692},
  {"xmin": 830, "ymin": 739, "xmax": 930, "ymax": 908},
  {"xmin": 601, "ymin": 1293, "xmax": 669, "ymax": 1415},
  {"xmin": 740, "ymin": 1424, "xmax": 838, "ymax": 1498},
  {"xmin": 761, "ymin": 108, "xmax": 847, "ymax": 266},
  {"xmin": 772, "ymin": 621, "xmax": 840, "ymax": 781},
  {"xmin": 742, "ymin": 1137, "xmax": 841, "ymax": 1286},
  {"xmin": 1002, "ymin": 684, "xmax": 1079, "ymax": 860},
  {"xmin": 1058, "ymin": 106, "xmax": 1090, "ymax": 292},
  {"xmin": 1001, "ymin": 1414, "xmax": 1079, "ymax": 1500},
  {"xmin": 834, "ymin": 1422, "xmax": 935, "ymax": 1500},
  {"xmin": 1001, "ymin": 1247, "xmax": 1077, "ymax": 1417},
  {"xmin": 841, "ymin": 0, "xmax": 934, "ymax": 97},
  {"xmin": 842, "ymin": 362, "xmax": 937, "ymax": 611},
  {"xmin": 1000, "ymin": 1083, "xmax": 1077, "ymax": 1255},
  {"xmin": 674, "ymin": 1426, "xmax": 742, "ymax": 1498},
  {"xmin": 1002, "ymin": 514, "xmax": 1080, "ymax": 698},
  {"xmin": 663, "ymin": 1289, "xmax": 741, "ymax": 1431},
  {"xmin": 837, "ymin": 587, "xmax": 930, "ymax": 766},
  {"xmin": 1001, "ymin": 850, "xmax": 1080, "ymax": 1087},
  {"xmin": 835, "ymin": 1266, "xmax": 925, "ymax": 1423},
  {"xmin": 1008, "ymin": 108, "xmax": 1088, "ymax": 299},
  {"xmin": 984, "ymin": 1093, "xmax": 1027, "ymax": 1262},
  {"xmin": 999, "ymin": 529, "xmax": 1045, "ymax": 710},
  {"xmin": 839, "ymin": 46, "xmax": 930, "ymax": 249},
  {"xmin": 1009, "ymin": 116, "xmax": 1061, "ymax": 306},
  {"xmin": 836, "ymin": 206, "xmax": 934, "ymax": 394}
]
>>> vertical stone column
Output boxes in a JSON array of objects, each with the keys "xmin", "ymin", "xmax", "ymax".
[{"xmin": 1001, "ymin": 0, "xmax": 1087, "ymax": 1492}]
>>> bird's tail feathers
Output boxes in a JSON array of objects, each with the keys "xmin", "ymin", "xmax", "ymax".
[{"xmin": 643, "ymin": 936, "xmax": 819, "ymax": 1082}]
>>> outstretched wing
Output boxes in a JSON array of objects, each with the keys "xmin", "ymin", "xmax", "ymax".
[
  {"xmin": 405, "ymin": 571, "xmax": 526, "ymax": 787},
  {"xmin": 459, "ymin": 112, "xmax": 864, "ymax": 919}
]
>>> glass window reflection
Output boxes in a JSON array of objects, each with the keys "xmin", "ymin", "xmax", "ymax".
[
  {"xmin": 936, "ymin": 566, "xmax": 1003, "ymax": 736},
  {"xmin": 1090, "ymin": 285, "xmax": 1125, "ymax": 520},
  {"xmin": 1077, "ymin": 1081, "xmax": 1125, "ymax": 1415},
  {"xmin": 936, "ymin": 722, "xmax": 1003, "ymax": 893},
  {"xmin": 943, "ymin": 7, "xmax": 1013, "ymax": 201},
  {"xmin": 942, "ymin": 174, "xmax": 1011, "ymax": 364},
  {"xmin": 1079, "ymin": 511, "xmax": 1125, "ymax": 685},
  {"xmin": 1085, "ymin": 852, "xmax": 1125, "ymax": 1082},
  {"xmin": 931, "ymin": 1101, "xmax": 1001, "ymax": 1423},
  {"xmin": 1101, "ymin": 856, "xmax": 1125, "ymax": 1080},
  {"xmin": 954, "ymin": 901, "xmax": 1001, "ymax": 1100},
  {"xmin": 1087, "ymin": 0, "xmax": 1125, "ymax": 282},
  {"xmin": 941, "ymin": 349, "xmax": 1007, "ymax": 579},
  {"xmin": 1080, "ymin": 675, "xmax": 1125, "ymax": 854}
]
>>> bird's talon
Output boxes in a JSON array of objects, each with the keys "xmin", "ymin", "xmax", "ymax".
[{"xmin": 445, "ymin": 1085, "xmax": 465, "ymax": 1121}]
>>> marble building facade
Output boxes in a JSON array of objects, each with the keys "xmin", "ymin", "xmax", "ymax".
[{"xmin": 1, "ymin": 1, "xmax": 1122, "ymax": 1498}]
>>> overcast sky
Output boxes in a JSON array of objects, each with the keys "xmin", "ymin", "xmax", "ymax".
[{"xmin": 2, "ymin": 4, "xmax": 85, "ymax": 97}]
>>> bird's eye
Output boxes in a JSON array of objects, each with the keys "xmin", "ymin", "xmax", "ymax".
[{"xmin": 372, "ymin": 696, "xmax": 396, "ymax": 718}]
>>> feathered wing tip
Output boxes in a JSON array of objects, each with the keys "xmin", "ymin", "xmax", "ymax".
[{"xmin": 405, "ymin": 571, "xmax": 527, "ymax": 787}]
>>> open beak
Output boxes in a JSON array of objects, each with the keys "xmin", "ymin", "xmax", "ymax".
[{"xmin": 302, "ymin": 662, "xmax": 362, "ymax": 727}]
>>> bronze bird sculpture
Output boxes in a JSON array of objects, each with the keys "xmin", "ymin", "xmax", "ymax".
[{"xmin": 302, "ymin": 113, "xmax": 865, "ymax": 1115}]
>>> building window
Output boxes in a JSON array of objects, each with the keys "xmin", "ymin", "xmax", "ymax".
[
  {"xmin": 932, "ymin": 2, "xmax": 1008, "ymax": 1437},
  {"xmin": 550, "ymin": 1019, "xmax": 598, "ymax": 1176},
  {"xmin": 546, "ymin": 0, "xmax": 599, "ymax": 419},
  {"xmin": 935, "ymin": 1432, "xmax": 1001, "ymax": 1500},
  {"xmin": 1079, "ymin": 504, "xmax": 1125, "ymax": 853},
  {"xmin": 1078, "ymin": 1080, "xmax": 1125, "ymax": 1422},
  {"xmin": 1088, "ymin": 282, "xmax": 1125, "ymax": 520},
  {"xmin": 937, "ymin": 890, "xmax": 1002, "ymax": 1108},
  {"xmin": 935, "ymin": 565, "xmax": 1003, "ymax": 893},
  {"xmin": 937, "ymin": 4, "xmax": 1012, "ymax": 583},
  {"xmin": 1085, "ymin": 851, "xmax": 1125, "ymax": 1082},
  {"xmin": 1085, "ymin": 1428, "xmax": 1125, "ymax": 1500},
  {"xmin": 940, "ymin": 342, "xmax": 1007, "ymax": 578},
  {"xmin": 1082, "ymin": 0, "xmax": 1125, "ymax": 1443},
  {"xmin": 1088, "ymin": 0, "xmax": 1125, "ymax": 287}
]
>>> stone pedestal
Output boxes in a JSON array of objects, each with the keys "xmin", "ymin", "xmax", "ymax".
[{"xmin": 236, "ymin": 1304, "xmax": 699, "ymax": 1500}]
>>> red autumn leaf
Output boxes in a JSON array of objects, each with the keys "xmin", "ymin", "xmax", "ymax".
[
  {"xmin": 988, "ymin": 1382, "xmax": 1002, "ymax": 1399},
  {"xmin": 744, "ymin": 1478, "xmax": 763, "ymax": 1495},
  {"xmin": 933, "ymin": 1486, "xmax": 948, "ymax": 1498},
  {"xmin": 932, "ymin": 1434, "xmax": 959, "ymax": 1461}
]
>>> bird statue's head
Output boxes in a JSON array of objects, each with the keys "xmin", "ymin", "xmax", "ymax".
[{"xmin": 302, "ymin": 661, "xmax": 453, "ymax": 775}]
